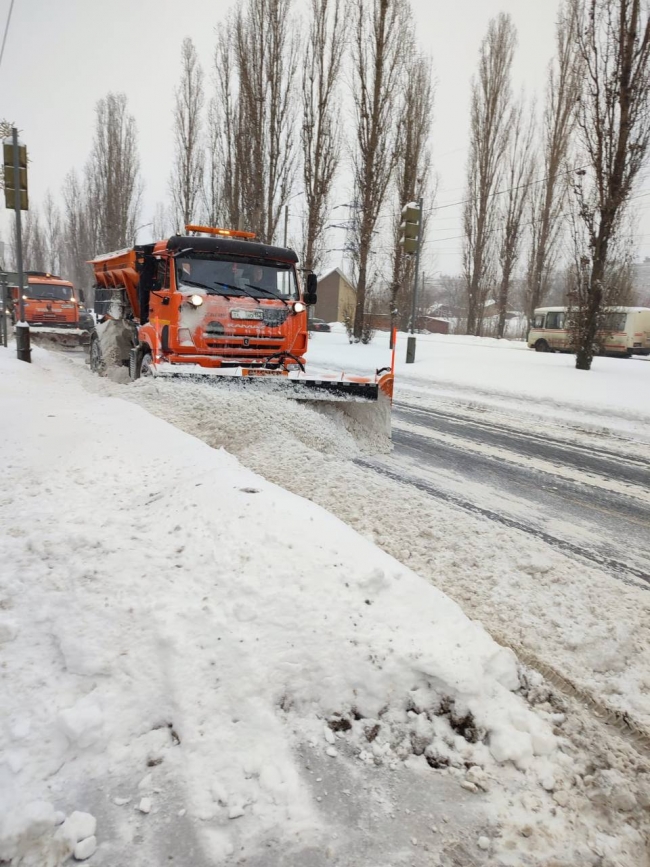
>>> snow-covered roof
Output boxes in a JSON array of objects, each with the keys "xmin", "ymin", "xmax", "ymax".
[{"xmin": 317, "ymin": 267, "xmax": 355, "ymax": 290}]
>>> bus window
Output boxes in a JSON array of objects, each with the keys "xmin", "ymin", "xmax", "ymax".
[
  {"xmin": 533, "ymin": 313, "xmax": 546, "ymax": 328},
  {"xmin": 601, "ymin": 312, "xmax": 627, "ymax": 332},
  {"xmin": 545, "ymin": 312, "xmax": 565, "ymax": 329}
]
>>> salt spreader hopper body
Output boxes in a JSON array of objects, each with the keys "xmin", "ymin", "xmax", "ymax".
[{"xmin": 88, "ymin": 226, "xmax": 394, "ymax": 434}]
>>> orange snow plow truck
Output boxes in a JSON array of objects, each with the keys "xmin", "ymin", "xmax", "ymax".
[
  {"xmin": 9, "ymin": 271, "xmax": 90, "ymax": 348},
  {"xmin": 88, "ymin": 226, "xmax": 394, "ymax": 435}
]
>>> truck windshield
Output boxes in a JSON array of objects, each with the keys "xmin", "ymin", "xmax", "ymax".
[
  {"xmin": 175, "ymin": 256, "xmax": 298, "ymax": 301},
  {"xmin": 26, "ymin": 283, "xmax": 72, "ymax": 301}
]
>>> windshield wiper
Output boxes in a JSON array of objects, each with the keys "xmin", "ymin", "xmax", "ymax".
[
  {"xmin": 245, "ymin": 284, "xmax": 289, "ymax": 306},
  {"xmin": 213, "ymin": 282, "xmax": 260, "ymax": 304},
  {"xmin": 179, "ymin": 278, "xmax": 233, "ymax": 299},
  {"xmin": 179, "ymin": 278, "xmax": 213, "ymax": 291}
]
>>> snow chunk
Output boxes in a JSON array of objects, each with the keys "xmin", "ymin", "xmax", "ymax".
[
  {"xmin": 484, "ymin": 646, "xmax": 520, "ymax": 692},
  {"xmin": 59, "ymin": 811, "xmax": 96, "ymax": 843},
  {"xmin": 0, "ymin": 615, "xmax": 18, "ymax": 643},
  {"xmin": 0, "ymin": 801, "xmax": 72, "ymax": 864},
  {"xmin": 58, "ymin": 696, "xmax": 104, "ymax": 749},
  {"xmin": 228, "ymin": 803, "xmax": 245, "ymax": 820},
  {"xmin": 58, "ymin": 634, "xmax": 112, "ymax": 676},
  {"xmin": 137, "ymin": 798, "xmax": 152, "ymax": 814},
  {"xmin": 74, "ymin": 835, "xmax": 97, "ymax": 861}
]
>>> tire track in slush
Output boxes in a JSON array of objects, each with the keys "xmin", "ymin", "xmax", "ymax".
[
  {"xmin": 355, "ymin": 457, "xmax": 650, "ymax": 589},
  {"xmin": 393, "ymin": 401, "xmax": 650, "ymax": 485}
]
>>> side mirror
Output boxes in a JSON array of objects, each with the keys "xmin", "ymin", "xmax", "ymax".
[
  {"xmin": 78, "ymin": 289, "xmax": 85, "ymax": 304},
  {"xmin": 304, "ymin": 273, "xmax": 318, "ymax": 306}
]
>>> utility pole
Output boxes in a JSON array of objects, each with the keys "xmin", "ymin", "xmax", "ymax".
[
  {"xmin": 5, "ymin": 128, "xmax": 30, "ymax": 362},
  {"xmin": 283, "ymin": 205, "xmax": 289, "ymax": 247}
]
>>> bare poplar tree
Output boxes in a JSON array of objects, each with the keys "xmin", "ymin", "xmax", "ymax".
[
  {"xmin": 60, "ymin": 170, "xmax": 97, "ymax": 296},
  {"xmin": 152, "ymin": 202, "xmax": 171, "ymax": 239},
  {"xmin": 86, "ymin": 92, "xmax": 142, "ymax": 252},
  {"xmin": 571, "ymin": 0, "xmax": 650, "ymax": 370},
  {"xmin": 204, "ymin": 95, "xmax": 224, "ymax": 227},
  {"xmin": 42, "ymin": 190, "xmax": 62, "ymax": 274},
  {"xmin": 301, "ymin": 0, "xmax": 344, "ymax": 272},
  {"xmin": 526, "ymin": 0, "xmax": 581, "ymax": 324},
  {"xmin": 210, "ymin": 0, "xmax": 298, "ymax": 242},
  {"xmin": 463, "ymin": 13, "xmax": 516, "ymax": 336},
  {"xmin": 389, "ymin": 52, "xmax": 434, "ymax": 332},
  {"xmin": 495, "ymin": 99, "xmax": 535, "ymax": 338},
  {"xmin": 349, "ymin": 0, "xmax": 411, "ymax": 341},
  {"xmin": 20, "ymin": 209, "xmax": 47, "ymax": 272},
  {"xmin": 170, "ymin": 37, "xmax": 205, "ymax": 228}
]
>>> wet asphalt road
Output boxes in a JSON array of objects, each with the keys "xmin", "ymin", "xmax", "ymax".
[{"xmin": 360, "ymin": 399, "xmax": 650, "ymax": 589}]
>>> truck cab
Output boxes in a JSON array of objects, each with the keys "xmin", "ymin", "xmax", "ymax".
[
  {"xmin": 90, "ymin": 227, "xmax": 317, "ymax": 378},
  {"xmin": 13, "ymin": 272, "xmax": 80, "ymax": 328}
]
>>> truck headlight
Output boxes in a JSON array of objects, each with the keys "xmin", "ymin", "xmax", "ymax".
[
  {"xmin": 293, "ymin": 301, "xmax": 306, "ymax": 313},
  {"xmin": 188, "ymin": 295, "xmax": 204, "ymax": 307}
]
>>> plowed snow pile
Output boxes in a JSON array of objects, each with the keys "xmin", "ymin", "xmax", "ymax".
[{"xmin": 1, "ymin": 347, "xmax": 647, "ymax": 866}]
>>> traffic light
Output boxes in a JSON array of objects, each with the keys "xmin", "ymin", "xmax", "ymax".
[
  {"xmin": 399, "ymin": 201, "xmax": 421, "ymax": 255},
  {"xmin": 3, "ymin": 138, "xmax": 28, "ymax": 211}
]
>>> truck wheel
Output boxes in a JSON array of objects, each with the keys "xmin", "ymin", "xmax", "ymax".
[
  {"xmin": 534, "ymin": 339, "xmax": 551, "ymax": 353},
  {"xmin": 129, "ymin": 347, "xmax": 153, "ymax": 380},
  {"xmin": 89, "ymin": 333, "xmax": 105, "ymax": 374},
  {"xmin": 140, "ymin": 352, "xmax": 153, "ymax": 377}
]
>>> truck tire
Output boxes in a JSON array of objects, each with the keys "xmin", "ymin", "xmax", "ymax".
[
  {"xmin": 140, "ymin": 352, "xmax": 153, "ymax": 377},
  {"xmin": 534, "ymin": 339, "xmax": 551, "ymax": 353},
  {"xmin": 89, "ymin": 332, "xmax": 105, "ymax": 375},
  {"xmin": 129, "ymin": 346, "xmax": 153, "ymax": 380}
]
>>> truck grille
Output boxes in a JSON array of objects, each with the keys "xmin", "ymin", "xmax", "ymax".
[{"xmin": 206, "ymin": 339, "xmax": 284, "ymax": 352}]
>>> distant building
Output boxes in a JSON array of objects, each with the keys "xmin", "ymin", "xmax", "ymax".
[
  {"xmin": 315, "ymin": 268, "xmax": 356, "ymax": 323},
  {"xmin": 366, "ymin": 312, "xmax": 449, "ymax": 334}
]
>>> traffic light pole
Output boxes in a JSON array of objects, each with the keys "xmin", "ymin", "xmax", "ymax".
[
  {"xmin": 0, "ymin": 274, "xmax": 7, "ymax": 348},
  {"xmin": 12, "ymin": 127, "xmax": 30, "ymax": 362},
  {"xmin": 406, "ymin": 196, "xmax": 423, "ymax": 364}
]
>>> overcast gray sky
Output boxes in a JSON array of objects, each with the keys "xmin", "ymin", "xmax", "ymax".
[{"xmin": 2, "ymin": 0, "xmax": 650, "ymax": 276}]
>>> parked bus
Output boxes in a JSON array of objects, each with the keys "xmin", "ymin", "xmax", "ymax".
[{"xmin": 527, "ymin": 306, "xmax": 650, "ymax": 357}]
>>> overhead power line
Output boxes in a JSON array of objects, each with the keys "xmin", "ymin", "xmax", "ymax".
[
  {"xmin": 0, "ymin": 0, "xmax": 16, "ymax": 72},
  {"xmin": 421, "ymin": 188, "xmax": 650, "ymax": 248}
]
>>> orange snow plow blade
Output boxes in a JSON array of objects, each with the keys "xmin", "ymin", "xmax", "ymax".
[
  {"xmin": 147, "ymin": 363, "xmax": 395, "ymax": 438},
  {"xmin": 25, "ymin": 326, "xmax": 90, "ymax": 350}
]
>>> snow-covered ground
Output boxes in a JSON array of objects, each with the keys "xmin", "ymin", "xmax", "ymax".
[
  {"xmin": 89, "ymin": 335, "xmax": 650, "ymax": 739},
  {"xmin": 306, "ymin": 327, "xmax": 650, "ymax": 440},
  {"xmin": 1, "ymin": 345, "xmax": 649, "ymax": 866}
]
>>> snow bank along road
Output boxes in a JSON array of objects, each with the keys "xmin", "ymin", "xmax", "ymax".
[
  {"xmin": 309, "ymin": 329, "xmax": 650, "ymax": 584},
  {"xmin": 306, "ymin": 330, "xmax": 650, "ymax": 726},
  {"xmin": 2, "ymin": 346, "xmax": 650, "ymax": 866}
]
